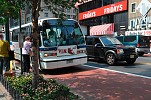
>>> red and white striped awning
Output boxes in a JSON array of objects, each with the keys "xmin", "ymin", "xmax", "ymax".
[{"xmin": 90, "ymin": 23, "xmax": 114, "ymax": 36}]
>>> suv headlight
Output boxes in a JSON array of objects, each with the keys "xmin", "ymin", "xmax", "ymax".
[{"xmin": 117, "ymin": 49, "xmax": 124, "ymax": 54}]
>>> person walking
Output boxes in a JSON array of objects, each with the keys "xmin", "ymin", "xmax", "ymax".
[
  {"xmin": 0, "ymin": 34, "xmax": 10, "ymax": 76},
  {"xmin": 22, "ymin": 36, "xmax": 31, "ymax": 74}
]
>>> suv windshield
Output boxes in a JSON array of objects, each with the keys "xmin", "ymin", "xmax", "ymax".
[{"xmin": 100, "ymin": 37, "xmax": 122, "ymax": 46}]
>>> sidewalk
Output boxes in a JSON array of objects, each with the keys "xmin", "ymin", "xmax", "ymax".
[{"xmin": 0, "ymin": 77, "xmax": 13, "ymax": 100}]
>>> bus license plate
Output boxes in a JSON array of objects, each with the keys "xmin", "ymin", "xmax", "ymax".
[
  {"xmin": 66, "ymin": 60, "xmax": 73, "ymax": 64},
  {"xmin": 130, "ymin": 55, "xmax": 134, "ymax": 58}
]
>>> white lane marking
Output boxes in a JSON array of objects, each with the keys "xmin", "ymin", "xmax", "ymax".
[
  {"xmin": 83, "ymin": 65, "xmax": 151, "ymax": 79},
  {"xmin": 137, "ymin": 62, "xmax": 151, "ymax": 65}
]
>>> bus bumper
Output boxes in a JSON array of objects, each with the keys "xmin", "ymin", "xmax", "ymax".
[{"xmin": 40, "ymin": 56, "xmax": 87, "ymax": 69}]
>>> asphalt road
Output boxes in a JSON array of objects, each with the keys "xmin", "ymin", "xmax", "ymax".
[{"xmin": 86, "ymin": 54, "xmax": 151, "ymax": 78}]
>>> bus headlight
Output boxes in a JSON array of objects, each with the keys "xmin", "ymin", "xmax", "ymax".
[{"xmin": 44, "ymin": 53, "xmax": 49, "ymax": 57}]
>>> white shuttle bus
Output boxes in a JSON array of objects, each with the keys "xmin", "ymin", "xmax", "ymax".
[{"xmin": 10, "ymin": 18, "xmax": 87, "ymax": 69}]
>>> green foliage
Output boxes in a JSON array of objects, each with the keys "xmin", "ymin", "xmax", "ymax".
[
  {"xmin": 0, "ymin": 17, "xmax": 6, "ymax": 25},
  {"xmin": 43, "ymin": 0, "xmax": 78, "ymax": 19},
  {"xmin": 0, "ymin": 0, "xmax": 22, "ymax": 24},
  {"xmin": 4, "ymin": 75, "xmax": 78, "ymax": 100}
]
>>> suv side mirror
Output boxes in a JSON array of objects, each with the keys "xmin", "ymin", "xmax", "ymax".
[{"xmin": 95, "ymin": 43, "xmax": 102, "ymax": 47}]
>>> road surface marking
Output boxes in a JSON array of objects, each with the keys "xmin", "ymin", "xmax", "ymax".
[
  {"xmin": 137, "ymin": 62, "xmax": 151, "ymax": 65},
  {"xmin": 84, "ymin": 65, "xmax": 151, "ymax": 79}
]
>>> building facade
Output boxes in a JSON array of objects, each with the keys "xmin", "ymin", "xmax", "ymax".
[
  {"xmin": 10, "ymin": 0, "xmax": 77, "ymax": 28},
  {"xmin": 78, "ymin": 0, "xmax": 128, "ymax": 36},
  {"xmin": 126, "ymin": 0, "xmax": 151, "ymax": 36}
]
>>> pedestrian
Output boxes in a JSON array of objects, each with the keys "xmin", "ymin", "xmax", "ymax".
[
  {"xmin": 22, "ymin": 36, "xmax": 31, "ymax": 74},
  {"xmin": 0, "ymin": 33, "xmax": 10, "ymax": 76}
]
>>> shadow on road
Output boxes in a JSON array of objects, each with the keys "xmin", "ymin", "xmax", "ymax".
[{"xmin": 40, "ymin": 65, "xmax": 96, "ymax": 75}]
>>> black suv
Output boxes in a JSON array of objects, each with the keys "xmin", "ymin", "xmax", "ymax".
[{"xmin": 86, "ymin": 36, "xmax": 138, "ymax": 65}]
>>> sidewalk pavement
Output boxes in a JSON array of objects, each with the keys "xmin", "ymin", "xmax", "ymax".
[{"xmin": 0, "ymin": 78, "xmax": 13, "ymax": 100}]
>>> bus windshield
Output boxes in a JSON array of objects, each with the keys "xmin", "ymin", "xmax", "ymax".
[{"xmin": 42, "ymin": 20, "xmax": 85, "ymax": 47}]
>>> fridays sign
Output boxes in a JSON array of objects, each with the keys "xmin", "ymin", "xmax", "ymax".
[{"xmin": 79, "ymin": 0, "xmax": 127, "ymax": 20}]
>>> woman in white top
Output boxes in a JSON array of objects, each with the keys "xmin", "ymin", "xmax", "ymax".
[{"xmin": 22, "ymin": 36, "xmax": 31, "ymax": 73}]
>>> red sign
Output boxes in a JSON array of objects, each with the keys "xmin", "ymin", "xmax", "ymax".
[
  {"xmin": 79, "ymin": 0, "xmax": 127, "ymax": 20},
  {"xmin": 75, "ymin": 0, "xmax": 93, "ymax": 8},
  {"xmin": 144, "ymin": 30, "xmax": 151, "ymax": 36}
]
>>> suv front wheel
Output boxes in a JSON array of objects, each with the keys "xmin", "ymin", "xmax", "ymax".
[{"xmin": 106, "ymin": 53, "xmax": 116, "ymax": 65}]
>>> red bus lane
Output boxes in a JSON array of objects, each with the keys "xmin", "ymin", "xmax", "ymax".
[{"xmin": 43, "ymin": 67, "xmax": 151, "ymax": 100}]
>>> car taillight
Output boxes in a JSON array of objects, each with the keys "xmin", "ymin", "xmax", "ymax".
[{"xmin": 136, "ymin": 43, "xmax": 140, "ymax": 47}]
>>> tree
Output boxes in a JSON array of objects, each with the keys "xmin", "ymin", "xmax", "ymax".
[{"xmin": 0, "ymin": 17, "xmax": 6, "ymax": 25}]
